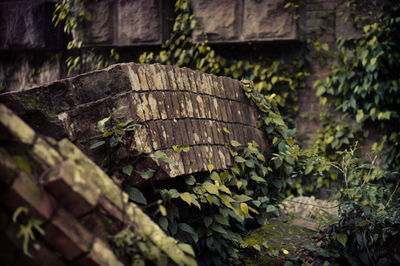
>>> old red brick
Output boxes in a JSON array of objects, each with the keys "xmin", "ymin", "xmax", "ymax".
[
  {"xmin": 184, "ymin": 68, "xmax": 198, "ymax": 93},
  {"xmin": 0, "ymin": 172, "xmax": 56, "ymax": 221},
  {"xmin": 190, "ymin": 93, "xmax": 201, "ymax": 118},
  {"xmin": 155, "ymin": 92, "xmax": 168, "ymax": 120},
  {"xmin": 44, "ymin": 208, "xmax": 93, "ymax": 261}
]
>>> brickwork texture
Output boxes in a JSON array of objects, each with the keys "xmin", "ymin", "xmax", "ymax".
[
  {"xmin": 0, "ymin": 104, "xmax": 197, "ymax": 266},
  {"xmin": 0, "ymin": 63, "xmax": 268, "ymax": 178}
]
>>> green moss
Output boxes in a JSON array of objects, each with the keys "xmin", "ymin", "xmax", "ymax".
[
  {"xmin": 0, "ymin": 147, "xmax": 32, "ymax": 175},
  {"xmin": 20, "ymin": 93, "xmax": 58, "ymax": 122},
  {"xmin": 11, "ymin": 155, "xmax": 32, "ymax": 175}
]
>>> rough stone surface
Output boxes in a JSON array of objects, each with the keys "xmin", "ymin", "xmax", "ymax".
[
  {"xmin": 118, "ymin": 0, "xmax": 162, "ymax": 45},
  {"xmin": 193, "ymin": 0, "xmax": 240, "ymax": 42},
  {"xmin": 193, "ymin": 0, "xmax": 299, "ymax": 43},
  {"xmin": 78, "ymin": 0, "xmax": 114, "ymax": 45},
  {"xmin": 0, "ymin": 1, "xmax": 63, "ymax": 49},
  {"xmin": 243, "ymin": 0, "xmax": 298, "ymax": 41},
  {"xmin": 0, "ymin": 63, "xmax": 268, "ymax": 178}
]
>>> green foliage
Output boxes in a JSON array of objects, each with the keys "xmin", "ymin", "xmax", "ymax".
[
  {"xmin": 90, "ymin": 107, "xmax": 138, "ymax": 150},
  {"xmin": 53, "ymin": 0, "xmax": 120, "ymax": 74},
  {"xmin": 12, "ymin": 206, "xmax": 45, "ymax": 257},
  {"xmin": 325, "ymin": 147, "xmax": 400, "ymax": 265},
  {"xmin": 157, "ymin": 140, "xmax": 278, "ymax": 265},
  {"xmin": 315, "ymin": 0, "xmax": 400, "ymax": 171}
]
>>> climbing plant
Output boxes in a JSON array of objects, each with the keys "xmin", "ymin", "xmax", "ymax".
[
  {"xmin": 315, "ymin": 0, "xmax": 400, "ymax": 172},
  {"xmin": 53, "ymin": 0, "xmax": 120, "ymax": 74},
  {"xmin": 312, "ymin": 0, "xmax": 400, "ymax": 264}
]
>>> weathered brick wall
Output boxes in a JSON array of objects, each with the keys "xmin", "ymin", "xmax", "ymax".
[
  {"xmin": 0, "ymin": 104, "xmax": 197, "ymax": 266},
  {"xmin": 193, "ymin": 0, "xmax": 299, "ymax": 43},
  {"xmin": 296, "ymin": 0, "xmax": 337, "ymax": 143},
  {"xmin": 0, "ymin": 63, "xmax": 267, "ymax": 178}
]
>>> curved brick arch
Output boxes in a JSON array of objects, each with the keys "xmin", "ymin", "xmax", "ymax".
[{"xmin": 0, "ymin": 63, "xmax": 267, "ymax": 177}]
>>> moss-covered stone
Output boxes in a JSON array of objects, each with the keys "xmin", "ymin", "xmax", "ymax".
[
  {"xmin": 32, "ymin": 137, "xmax": 63, "ymax": 167},
  {"xmin": 0, "ymin": 104, "xmax": 36, "ymax": 145}
]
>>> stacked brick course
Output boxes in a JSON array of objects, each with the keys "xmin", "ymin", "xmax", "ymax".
[
  {"xmin": 0, "ymin": 104, "xmax": 197, "ymax": 265},
  {"xmin": 0, "ymin": 63, "xmax": 268, "ymax": 178}
]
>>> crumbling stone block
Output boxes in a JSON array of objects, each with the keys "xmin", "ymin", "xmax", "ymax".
[
  {"xmin": 243, "ymin": 0, "xmax": 298, "ymax": 41},
  {"xmin": 193, "ymin": 0, "xmax": 240, "ymax": 42},
  {"xmin": 45, "ymin": 161, "xmax": 101, "ymax": 217},
  {"xmin": 117, "ymin": 0, "xmax": 165, "ymax": 45},
  {"xmin": 77, "ymin": 0, "xmax": 114, "ymax": 45}
]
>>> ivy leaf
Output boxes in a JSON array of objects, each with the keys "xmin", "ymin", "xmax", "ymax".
[
  {"xmin": 211, "ymin": 224, "xmax": 227, "ymax": 234},
  {"xmin": 223, "ymin": 127, "xmax": 230, "ymax": 134},
  {"xmin": 250, "ymin": 175, "xmax": 266, "ymax": 183},
  {"xmin": 233, "ymin": 194, "xmax": 252, "ymax": 202},
  {"xmin": 154, "ymin": 150, "xmax": 176, "ymax": 165},
  {"xmin": 172, "ymin": 145, "xmax": 182, "ymax": 153},
  {"xmin": 235, "ymin": 156, "xmax": 246, "ymax": 163},
  {"xmin": 182, "ymin": 144, "xmax": 190, "ymax": 152},
  {"xmin": 159, "ymin": 216, "xmax": 168, "ymax": 231},
  {"xmin": 304, "ymin": 165, "xmax": 314, "ymax": 175},
  {"xmin": 90, "ymin": 140, "xmax": 105, "ymax": 149},
  {"xmin": 178, "ymin": 223, "xmax": 198, "ymax": 242},
  {"xmin": 203, "ymin": 182, "xmax": 219, "ymax": 195},
  {"xmin": 210, "ymin": 172, "xmax": 221, "ymax": 182},
  {"xmin": 204, "ymin": 216, "xmax": 213, "ymax": 227},
  {"xmin": 321, "ymin": 43, "xmax": 329, "ymax": 51},
  {"xmin": 178, "ymin": 223, "xmax": 195, "ymax": 235},
  {"xmin": 230, "ymin": 140, "xmax": 241, "ymax": 147},
  {"xmin": 356, "ymin": 109, "xmax": 365, "ymax": 123},
  {"xmin": 336, "ymin": 233, "xmax": 347, "ymax": 247},
  {"xmin": 245, "ymin": 159, "xmax": 255, "ymax": 168},
  {"xmin": 266, "ymin": 205, "xmax": 277, "ymax": 213},
  {"xmin": 257, "ymin": 153, "xmax": 265, "ymax": 162},
  {"xmin": 168, "ymin": 189, "xmax": 180, "ymax": 198},
  {"xmin": 126, "ymin": 187, "xmax": 147, "ymax": 205},
  {"xmin": 97, "ymin": 115, "xmax": 111, "ymax": 133},
  {"xmin": 185, "ymin": 175, "xmax": 196, "ymax": 185},
  {"xmin": 140, "ymin": 169, "xmax": 155, "ymax": 179},
  {"xmin": 207, "ymin": 163, "xmax": 214, "ymax": 173},
  {"xmin": 220, "ymin": 194, "xmax": 234, "ymax": 209},
  {"xmin": 122, "ymin": 165, "xmax": 133, "ymax": 176},
  {"xmin": 159, "ymin": 205, "xmax": 167, "ymax": 216},
  {"xmin": 177, "ymin": 243, "xmax": 195, "ymax": 257},
  {"xmin": 218, "ymin": 185, "xmax": 232, "ymax": 195},
  {"xmin": 240, "ymin": 203, "xmax": 249, "ymax": 216},
  {"xmin": 180, "ymin": 192, "xmax": 193, "ymax": 206},
  {"xmin": 215, "ymin": 214, "xmax": 230, "ymax": 226}
]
